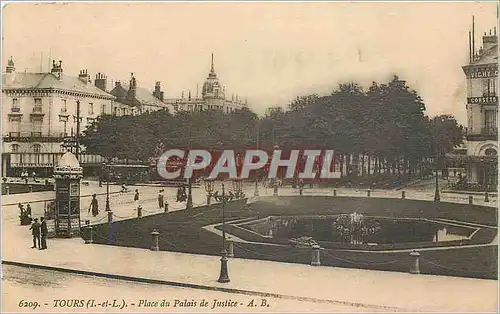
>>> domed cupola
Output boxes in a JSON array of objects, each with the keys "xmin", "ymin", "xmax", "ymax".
[{"xmin": 202, "ymin": 53, "xmax": 225, "ymax": 100}]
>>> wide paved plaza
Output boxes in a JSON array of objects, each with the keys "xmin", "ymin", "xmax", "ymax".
[{"xmin": 1, "ymin": 179, "xmax": 498, "ymax": 312}]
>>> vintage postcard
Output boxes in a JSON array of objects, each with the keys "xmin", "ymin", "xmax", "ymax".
[{"xmin": 1, "ymin": 1, "xmax": 498, "ymax": 313}]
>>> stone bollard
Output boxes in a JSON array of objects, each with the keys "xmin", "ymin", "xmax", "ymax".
[
  {"xmin": 107, "ymin": 211, "xmax": 113, "ymax": 224},
  {"xmin": 164, "ymin": 202, "xmax": 169, "ymax": 213},
  {"xmin": 311, "ymin": 245, "xmax": 321, "ymax": 266},
  {"xmin": 333, "ymin": 189, "xmax": 337, "ymax": 197},
  {"xmin": 367, "ymin": 189, "xmax": 371, "ymax": 197},
  {"xmin": 4, "ymin": 186, "xmax": 9, "ymax": 195},
  {"xmin": 150, "ymin": 230, "xmax": 159, "ymax": 251},
  {"xmin": 401, "ymin": 190, "xmax": 406, "ymax": 199},
  {"xmin": 409, "ymin": 250, "xmax": 420, "ymax": 274},
  {"xmin": 227, "ymin": 240, "xmax": 234, "ymax": 258},
  {"xmin": 137, "ymin": 205, "xmax": 143, "ymax": 218},
  {"xmin": 28, "ymin": 185, "xmax": 33, "ymax": 193},
  {"xmin": 468, "ymin": 195, "xmax": 473, "ymax": 205},
  {"xmin": 85, "ymin": 226, "xmax": 93, "ymax": 244},
  {"xmin": 273, "ymin": 184, "xmax": 278, "ymax": 196},
  {"xmin": 484, "ymin": 192, "xmax": 489, "ymax": 203}
]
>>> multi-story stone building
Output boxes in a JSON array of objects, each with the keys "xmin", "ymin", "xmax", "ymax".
[
  {"xmin": 109, "ymin": 73, "xmax": 174, "ymax": 115},
  {"xmin": 163, "ymin": 54, "xmax": 249, "ymax": 113},
  {"xmin": 462, "ymin": 25, "xmax": 498, "ymax": 190},
  {"xmin": 1, "ymin": 59, "xmax": 118, "ymax": 177}
]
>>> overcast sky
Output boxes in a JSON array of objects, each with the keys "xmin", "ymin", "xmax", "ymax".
[{"xmin": 2, "ymin": 2, "xmax": 498, "ymax": 123}]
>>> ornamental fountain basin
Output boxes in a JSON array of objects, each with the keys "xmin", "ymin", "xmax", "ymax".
[{"xmin": 233, "ymin": 213, "xmax": 478, "ymax": 246}]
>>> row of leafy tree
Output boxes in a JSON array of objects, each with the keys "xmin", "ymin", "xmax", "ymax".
[{"xmin": 81, "ymin": 76, "xmax": 464, "ymax": 178}]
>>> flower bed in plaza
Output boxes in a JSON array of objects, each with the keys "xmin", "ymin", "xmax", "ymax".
[{"xmin": 90, "ymin": 196, "xmax": 498, "ymax": 280}]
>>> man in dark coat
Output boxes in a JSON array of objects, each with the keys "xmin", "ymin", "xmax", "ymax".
[
  {"xmin": 40, "ymin": 217, "xmax": 48, "ymax": 250},
  {"xmin": 134, "ymin": 189, "xmax": 140, "ymax": 208},
  {"xmin": 158, "ymin": 189, "xmax": 164, "ymax": 209},
  {"xmin": 89, "ymin": 194, "xmax": 99, "ymax": 217},
  {"xmin": 30, "ymin": 218, "xmax": 41, "ymax": 249},
  {"xmin": 26, "ymin": 204, "xmax": 32, "ymax": 217}
]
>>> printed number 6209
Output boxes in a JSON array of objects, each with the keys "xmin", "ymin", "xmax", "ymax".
[{"xmin": 19, "ymin": 300, "xmax": 40, "ymax": 309}]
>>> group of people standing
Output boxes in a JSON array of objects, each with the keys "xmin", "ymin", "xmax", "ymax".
[
  {"xmin": 158, "ymin": 189, "xmax": 169, "ymax": 210},
  {"xmin": 176, "ymin": 185, "xmax": 188, "ymax": 202},
  {"xmin": 20, "ymin": 170, "xmax": 37, "ymax": 183},
  {"xmin": 29, "ymin": 217, "xmax": 48, "ymax": 250}
]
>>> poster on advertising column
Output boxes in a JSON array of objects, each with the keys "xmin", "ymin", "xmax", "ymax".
[{"xmin": 56, "ymin": 181, "xmax": 70, "ymax": 216}]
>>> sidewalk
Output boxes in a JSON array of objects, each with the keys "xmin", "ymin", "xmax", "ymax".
[{"xmin": 2, "ymin": 218, "xmax": 498, "ymax": 312}]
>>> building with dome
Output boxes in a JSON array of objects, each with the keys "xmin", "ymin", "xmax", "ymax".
[
  {"xmin": 163, "ymin": 54, "xmax": 249, "ymax": 113},
  {"xmin": 462, "ymin": 21, "xmax": 498, "ymax": 190}
]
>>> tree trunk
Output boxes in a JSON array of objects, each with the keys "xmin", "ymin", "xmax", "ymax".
[
  {"xmin": 346, "ymin": 154, "xmax": 351, "ymax": 176},
  {"xmin": 396, "ymin": 154, "xmax": 401, "ymax": 175},
  {"xmin": 367, "ymin": 155, "xmax": 371, "ymax": 176},
  {"xmin": 339, "ymin": 154, "xmax": 344, "ymax": 177},
  {"xmin": 361, "ymin": 154, "xmax": 366, "ymax": 176}
]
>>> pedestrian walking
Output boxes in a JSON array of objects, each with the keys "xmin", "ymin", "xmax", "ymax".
[
  {"xmin": 26, "ymin": 203, "xmax": 32, "ymax": 217},
  {"xmin": 32, "ymin": 171, "xmax": 37, "ymax": 182},
  {"xmin": 89, "ymin": 194, "xmax": 99, "ymax": 217},
  {"xmin": 158, "ymin": 189, "xmax": 164, "ymax": 209},
  {"xmin": 40, "ymin": 217, "xmax": 48, "ymax": 250},
  {"xmin": 30, "ymin": 218, "xmax": 41, "ymax": 249},
  {"xmin": 22, "ymin": 171, "xmax": 29, "ymax": 184},
  {"xmin": 176, "ymin": 185, "xmax": 182, "ymax": 202},
  {"xmin": 134, "ymin": 189, "xmax": 140, "ymax": 208}
]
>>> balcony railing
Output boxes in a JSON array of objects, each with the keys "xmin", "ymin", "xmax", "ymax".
[
  {"xmin": 32, "ymin": 106, "xmax": 43, "ymax": 113},
  {"xmin": 481, "ymin": 127, "xmax": 498, "ymax": 135},
  {"xmin": 3, "ymin": 132, "xmax": 68, "ymax": 143}
]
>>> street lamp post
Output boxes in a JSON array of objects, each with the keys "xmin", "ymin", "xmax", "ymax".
[
  {"xmin": 75, "ymin": 100, "xmax": 81, "ymax": 160},
  {"xmin": 254, "ymin": 120, "xmax": 260, "ymax": 197},
  {"xmin": 186, "ymin": 123, "xmax": 193, "ymax": 210},
  {"xmin": 434, "ymin": 123, "xmax": 441, "ymax": 202},
  {"xmin": 273, "ymin": 144, "xmax": 280, "ymax": 196},
  {"xmin": 232, "ymin": 179, "xmax": 244, "ymax": 199},
  {"xmin": 434, "ymin": 150, "xmax": 440, "ymax": 202},
  {"xmin": 212, "ymin": 183, "xmax": 234, "ymax": 283},
  {"xmin": 103, "ymin": 161, "xmax": 111, "ymax": 211},
  {"xmin": 186, "ymin": 178, "xmax": 193, "ymax": 209}
]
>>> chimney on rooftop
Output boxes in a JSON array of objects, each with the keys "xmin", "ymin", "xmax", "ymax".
[
  {"xmin": 5, "ymin": 56, "xmax": 15, "ymax": 73},
  {"xmin": 78, "ymin": 69, "xmax": 91, "ymax": 84},
  {"xmin": 127, "ymin": 73, "xmax": 137, "ymax": 100},
  {"xmin": 153, "ymin": 81, "xmax": 164, "ymax": 101},
  {"xmin": 95, "ymin": 72, "xmax": 107, "ymax": 91},
  {"xmin": 482, "ymin": 28, "xmax": 498, "ymax": 51},
  {"xmin": 50, "ymin": 59, "xmax": 63, "ymax": 80}
]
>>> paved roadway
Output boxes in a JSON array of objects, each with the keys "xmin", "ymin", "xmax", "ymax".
[
  {"xmin": 3, "ymin": 264, "xmax": 385, "ymax": 313},
  {"xmin": 1, "ymin": 179, "xmax": 497, "ymax": 232}
]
